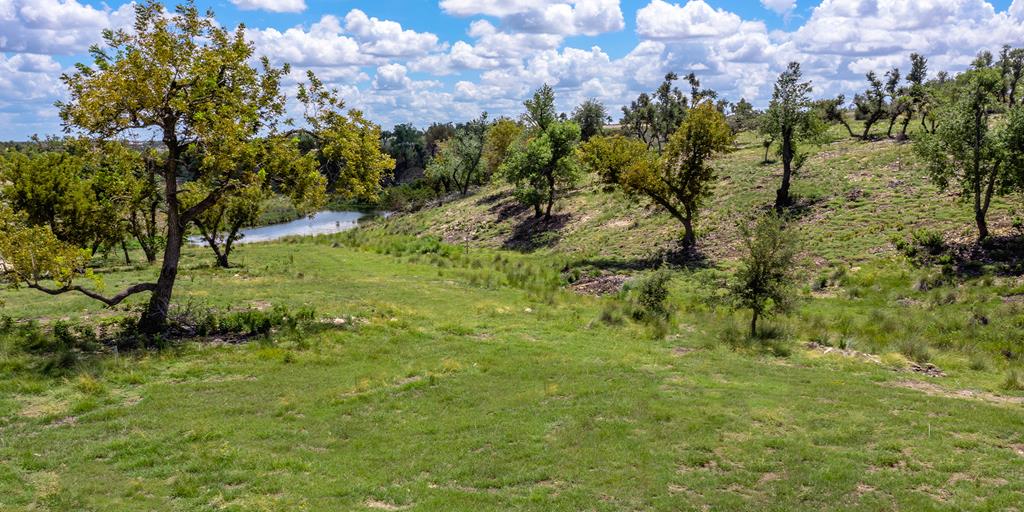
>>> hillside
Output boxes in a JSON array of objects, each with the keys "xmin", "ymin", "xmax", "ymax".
[
  {"xmin": 388, "ymin": 128, "xmax": 1020, "ymax": 268},
  {"xmin": 2, "ymin": 239, "xmax": 1023, "ymax": 511}
]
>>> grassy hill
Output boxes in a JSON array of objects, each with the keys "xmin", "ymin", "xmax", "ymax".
[
  {"xmin": 1, "ymin": 238, "xmax": 1023, "ymax": 511},
  {"xmin": 389, "ymin": 128, "xmax": 1020, "ymax": 266}
]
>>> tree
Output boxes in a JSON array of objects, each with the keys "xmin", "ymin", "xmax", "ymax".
[
  {"xmin": 425, "ymin": 113, "xmax": 488, "ymax": 196},
  {"xmin": 816, "ymin": 95, "xmax": 856, "ymax": 138},
  {"xmin": 424, "ymin": 123, "xmax": 456, "ymax": 160},
  {"xmin": 855, "ymin": 71, "xmax": 887, "ymax": 139},
  {"xmin": 501, "ymin": 86, "xmax": 581, "ymax": 218},
  {"xmin": 727, "ymin": 98, "xmax": 761, "ymax": 134},
  {"xmin": 901, "ymin": 53, "xmax": 929, "ymax": 138},
  {"xmin": 999, "ymin": 45, "xmax": 1024, "ymax": 106},
  {"xmin": 571, "ymin": 99, "xmax": 609, "ymax": 141},
  {"xmin": 761, "ymin": 62, "xmax": 822, "ymax": 210},
  {"xmin": 482, "ymin": 118, "xmax": 523, "ymax": 178},
  {"xmin": 183, "ymin": 138, "xmax": 309, "ymax": 268},
  {"xmin": 381, "ymin": 124, "xmax": 425, "ymax": 184},
  {"xmin": 621, "ymin": 73, "xmax": 690, "ymax": 151},
  {"xmin": 729, "ymin": 213, "xmax": 798, "ymax": 337},
  {"xmin": 296, "ymin": 71, "xmax": 393, "ymax": 204},
  {"xmin": 55, "ymin": 1, "xmax": 326, "ymax": 334},
  {"xmin": 580, "ymin": 102, "xmax": 733, "ymax": 247},
  {"xmin": 914, "ymin": 63, "xmax": 1024, "ymax": 241},
  {"xmin": 0, "ymin": 140, "xmax": 140, "ymax": 257}
]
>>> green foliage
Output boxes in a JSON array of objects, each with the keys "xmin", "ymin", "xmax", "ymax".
[
  {"xmin": 729, "ymin": 213, "xmax": 799, "ymax": 337},
  {"xmin": 620, "ymin": 72, "xmax": 690, "ymax": 151},
  {"xmin": 571, "ymin": 99, "xmax": 609, "ymax": 141},
  {"xmin": 628, "ymin": 269, "xmax": 673, "ymax": 321},
  {"xmin": 913, "ymin": 64, "xmax": 1024, "ymax": 240},
  {"xmin": 482, "ymin": 118, "xmax": 524, "ymax": 178},
  {"xmin": 424, "ymin": 113, "xmax": 488, "ymax": 196},
  {"xmin": 501, "ymin": 86, "xmax": 582, "ymax": 218},
  {"xmin": 761, "ymin": 62, "xmax": 826, "ymax": 209},
  {"xmin": 581, "ymin": 102, "xmax": 733, "ymax": 245},
  {"xmin": 297, "ymin": 71, "xmax": 390, "ymax": 203},
  {"xmin": 890, "ymin": 228, "xmax": 947, "ymax": 264},
  {"xmin": 0, "ymin": 205, "xmax": 94, "ymax": 295}
]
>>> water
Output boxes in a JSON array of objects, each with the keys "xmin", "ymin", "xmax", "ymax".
[{"xmin": 188, "ymin": 210, "xmax": 385, "ymax": 246}]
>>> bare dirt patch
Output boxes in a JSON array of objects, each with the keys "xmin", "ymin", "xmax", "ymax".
[
  {"xmin": 364, "ymin": 499, "xmax": 409, "ymax": 510},
  {"xmin": 570, "ymin": 274, "xmax": 628, "ymax": 295},
  {"xmin": 887, "ymin": 380, "xmax": 1024, "ymax": 406}
]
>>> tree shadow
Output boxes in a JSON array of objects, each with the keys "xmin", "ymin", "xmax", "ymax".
[
  {"xmin": 490, "ymin": 199, "xmax": 532, "ymax": 223},
  {"xmin": 947, "ymin": 235, "xmax": 1024, "ymax": 277},
  {"xmin": 502, "ymin": 213, "xmax": 570, "ymax": 251},
  {"xmin": 475, "ymin": 190, "xmax": 509, "ymax": 206},
  {"xmin": 569, "ymin": 242, "xmax": 715, "ymax": 273}
]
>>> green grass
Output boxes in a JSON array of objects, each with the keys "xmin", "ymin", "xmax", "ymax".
[{"xmin": 2, "ymin": 236, "xmax": 1024, "ymax": 511}]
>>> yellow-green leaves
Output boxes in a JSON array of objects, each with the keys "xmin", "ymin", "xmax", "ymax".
[
  {"xmin": 0, "ymin": 206, "xmax": 90, "ymax": 291},
  {"xmin": 579, "ymin": 102, "xmax": 733, "ymax": 246}
]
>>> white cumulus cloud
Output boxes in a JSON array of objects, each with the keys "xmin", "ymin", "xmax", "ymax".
[{"xmin": 230, "ymin": 0, "xmax": 306, "ymax": 13}]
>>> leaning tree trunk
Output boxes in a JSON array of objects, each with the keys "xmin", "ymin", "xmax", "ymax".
[
  {"xmin": 139, "ymin": 147, "xmax": 182, "ymax": 334},
  {"xmin": 775, "ymin": 131, "xmax": 794, "ymax": 210}
]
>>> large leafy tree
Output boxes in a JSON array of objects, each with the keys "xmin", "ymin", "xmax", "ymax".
[
  {"xmin": 761, "ymin": 62, "xmax": 823, "ymax": 210},
  {"xmin": 51, "ymin": 0, "xmax": 325, "ymax": 333},
  {"xmin": 501, "ymin": 85, "xmax": 581, "ymax": 219},
  {"xmin": 0, "ymin": 140, "xmax": 142, "ymax": 256},
  {"xmin": 621, "ymin": 73, "xmax": 689, "ymax": 151},
  {"xmin": 580, "ymin": 103, "xmax": 733, "ymax": 247},
  {"xmin": 914, "ymin": 61, "xmax": 1024, "ymax": 241},
  {"xmin": 381, "ymin": 123, "xmax": 426, "ymax": 184}
]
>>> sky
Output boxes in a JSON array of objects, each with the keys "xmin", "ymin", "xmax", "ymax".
[{"xmin": 2, "ymin": 0, "xmax": 1024, "ymax": 140}]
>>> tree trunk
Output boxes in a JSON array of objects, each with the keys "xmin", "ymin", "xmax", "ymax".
[
  {"xmin": 681, "ymin": 213, "xmax": 695, "ymax": 247},
  {"xmin": 775, "ymin": 132, "xmax": 793, "ymax": 210},
  {"xmin": 763, "ymin": 142, "xmax": 771, "ymax": 164},
  {"xmin": 750, "ymin": 311, "xmax": 758, "ymax": 338},
  {"xmin": 900, "ymin": 114, "xmax": 912, "ymax": 139},
  {"xmin": 886, "ymin": 115, "xmax": 897, "ymax": 138},
  {"xmin": 139, "ymin": 144, "xmax": 181, "ymax": 335},
  {"xmin": 122, "ymin": 241, "xmax": 131, "ymax": 265},
  {"xmin": 545, "ymin": 171, "xmax": 556, "ymax": 219},
  {"xmin": 975, "ymin": 209, "xmax": 989, "ymax": 241},
  {"xmin": 533, "ymin": 202, "xmax": 542, "ymax": 219}
]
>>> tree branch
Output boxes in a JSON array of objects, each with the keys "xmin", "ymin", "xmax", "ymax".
[{"xmin": 27, "ymin": 282, "xmax": 158, "ymax": 307}]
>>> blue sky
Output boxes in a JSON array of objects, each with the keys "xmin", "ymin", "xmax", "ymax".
[{"xmin": 2, "ymin": 0, "xmax": 1023, "ymax": 139}]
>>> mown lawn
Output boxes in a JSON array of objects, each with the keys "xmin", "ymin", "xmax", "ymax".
[{"xmin": 1, "ymin": 239, "xmax": 1023, "ymax": 511}]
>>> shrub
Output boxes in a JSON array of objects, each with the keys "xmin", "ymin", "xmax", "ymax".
[
  {"xmin": 1001, "ymin": 368, "xmax": 1024, "ymax": 391},
  {"xmin": 629, "ymin": 269, "xmax": 674, "ymax": 321},
  {"xmin": 896, "ymin": 337, "xmax": 932, "ymax": 363},
  {"xmin": 892, "ymin": 228, "xmax": 946, "ymax": 264}
]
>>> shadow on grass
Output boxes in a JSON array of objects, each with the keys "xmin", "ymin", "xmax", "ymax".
[
  {"xmin": 571, "ymin": 242, "xmax": 715, "ymax": 273},
  {"xmin": 502, "ymin": 213, "xmax": 571, "ymax": 251},
  {"xmin": 947, "ymin": 235, "xmax": 1024, "ymax": 277}
]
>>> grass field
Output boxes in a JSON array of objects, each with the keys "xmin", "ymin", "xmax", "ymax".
[{"xmin": 2, "ymin": 236, "xmax": 1024, "ymax": 511}]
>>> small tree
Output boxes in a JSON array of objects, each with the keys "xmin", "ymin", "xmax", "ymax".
[
  {"xmin": 425, "ymin": 113, "xmax": 487, "ymax": 196},
  {"xmin": 502, "ymin": 85, "xmax": 581, "ymax": 218},
  {"xmin": 186, "ymin": 181, "xmax": 265, "ymax": 268},
  {"xmin": 761, "ymin": 62, "xmax": 823, "ymax": 210},
  {"xmin": 855, "ymin": 71, "xmax": 887, "ymax": 139},
  {"xmin": 729, "ymin": 213, "xmax": 798, "ymax": 337},
  {"xmin": 914, "ymin": 63, "xmax": 1024, "ymax": 240},
  {"xmin": 571, "ymin": 99, "xmax": 609, "ymax": 141},
  {"xmin": 580, "ymin": 102, "xmax": 733, "ymax": 246}
]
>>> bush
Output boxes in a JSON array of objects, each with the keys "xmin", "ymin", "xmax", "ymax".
[
  {"xmin": 892, "ymin": 228, "xmax": 946, "ymax": 264},
  {"xmin": 896, "ymin": 337, "xmax": 932, "ymax": 363},
  {"xmin": 626, "ymin": 269, "xmax": 673, "ymax": 321},
  {"xmin": 1001, "ymin": 369, "xmax": 1024, "ymax": 391}
]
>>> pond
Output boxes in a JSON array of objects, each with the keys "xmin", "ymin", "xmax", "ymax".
[{"xmin": 189, "ymin": 210, "xmax": 387, "ymax": 246}]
